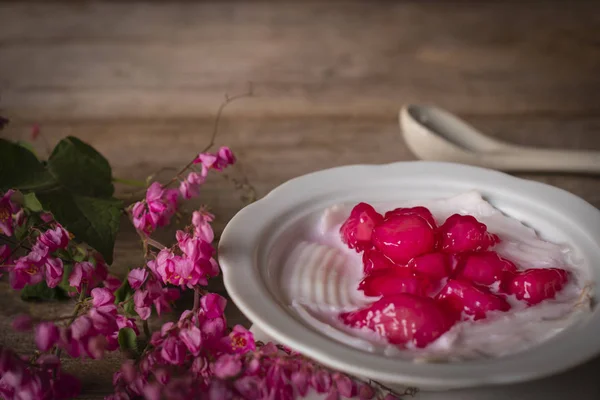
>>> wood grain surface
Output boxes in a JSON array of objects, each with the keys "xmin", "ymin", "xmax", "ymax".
[{"xmin": 0, "ymin": 1, "xmax": 599, "ymax": 398}]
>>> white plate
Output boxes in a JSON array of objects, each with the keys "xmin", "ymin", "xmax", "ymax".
[{"xmin": 218, "ymin": 161, "xmax": 600, "ymax": 390}]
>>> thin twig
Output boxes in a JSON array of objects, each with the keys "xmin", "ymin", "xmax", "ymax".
[
  {"xmin": 162, "ymin": 83, "xmax": 254, "ymax": 189},
  {"xmin": 54, "ymin": 285, "xmax": 87, "ymax": 377},
  {"xmin": 145, "ymin": 237, "xmax": 166, "ymax": 251},
  {"xmin": 1, "ymin": 236, "xmax": 32, "ymax": 258}
]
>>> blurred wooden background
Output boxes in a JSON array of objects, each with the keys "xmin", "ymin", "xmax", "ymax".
[{"xmin": 0, "ymin": 1, "xmax": 599, "ymax": 398}]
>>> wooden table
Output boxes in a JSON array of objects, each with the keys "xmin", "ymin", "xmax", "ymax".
[{"xmin": 0, "ymin": 1, "xmax": 599, "ymax": 398}]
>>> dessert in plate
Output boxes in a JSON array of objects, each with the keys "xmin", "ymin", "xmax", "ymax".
[
  {"xmin": 281, "ymin": 191, "xmax": 593, "ymax": 362},
  {"xmin": 219, "ymin": 162, "xmax": 600, "ymax": 389}
]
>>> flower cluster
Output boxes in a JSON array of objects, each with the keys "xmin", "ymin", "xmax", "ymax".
[
  {"xmin": 0, "ymin": 190, "xmax": 20, "ymax": 238},
  {"xmin": 0, "ymin": 346, "xmax": 80, "ymax": 400},
  {"xmin": 0, "ymin": 142, "xmax": 408, "ymax": 400},
  {"xmin": 0, "ymin": 188, "xmax": 110, "ymax": 295},
  {"xmin": 30, "ymin": 288, "xmax": 139, "ymax": 358},
  {"xmin": 132, "ymin": 146, "xmax": 235, "ymax": 235},
  {"xmin": 109, "ymin": 294, "xmax": 392, "ymax": 400}
]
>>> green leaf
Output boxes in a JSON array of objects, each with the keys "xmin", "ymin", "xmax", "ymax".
[
  {"xmin": 14, "ymin": 212, "xmax": 39, "ymax": 242},
  {"xmin": 118, "ymin": 327, "xmax": 139, "ymax": 357},
  {"xmin": 0, "ymin": 139, "xmax": 56, "ymax": 192},
  {"xmin": 20, "ymin": 282, "xmax": 69, "ymax": 302},
  {"xmin": 36, "ymin": 188, "xmax": 122, "ymax": 264},
  {"xmin": 23, "ymin": 192, "xmax": 43, "ymax": 212},
  {"xmin": 123, "ymin": 295, "xmax": 138, "ymax": 317},
  {"xmin": 48, "ymin": 136, "xmax": 114, "ymax": 198},
  {"xmin": 17, "ymin": 141, "xmax": 38, "ymax": 158},
  {"xmin": 58, "ymin": 262, "xmax": 76, "ymax": 293},
  {"xmin": 114, "ymin": 279, "xmax": 138, "ymax": 317},
  {"xmin": 114, "ymin": 279, "xmax": 132, "ymax": 303}
]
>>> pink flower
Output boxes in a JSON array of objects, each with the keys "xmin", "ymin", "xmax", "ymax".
[
  {"xmin": 11, "ymin": 315, "xmax": 32, "ymax": 332},
  {"xmin": 291, "ymin": 369, "xmax": 310, "ymax": 397},
  {"xmin": 10, "ymin": 252, "xmax": 45, "ymax": 289},
  {"xmin": 103, "ymin": 274, "xmax": 122, "ymax": 291},
  {"xmin": 201, "ymin": 317, "xmax": 226, "ymax": 342},
  {"xmin": 176, "ymin": 236, "xmax": 217, "ymax": 285},
  {"xmin": 147, "ymin": 248, "xmax": 177, "ymax": 284},
  {"xmin": 133, "ymin": 289, "xmax": 152, "ymax": 320},
  {"xmin": 40, "ymin": 213, "xmax": 54, "ymax": 223},
  {"xmin": 333, "ymin": 373, "xmax": 354, "ymax": 397},
  {"xmin": 88, "ymin": 335, "xmax": 107, "ymax": 359},
  {"xmin": 117, "ymin": 315, "xmax": 139, "ymax": 333},
  {"xmin": 311, "ymin": 370, "xmax": 332, "ymax": 393},
  {"xmin": 160, "ymin": 336, "xmax": 186, "ymax": 365},
  {"xmin": 89, "ymin": 309, "xmax": 118, "ymax": 334},
  {"xmin": 0, "ymin": 190, "xmax": 16, "ymax": 237},
  {"xmin": 215, "ymin": 146, "xmax": 236, "ymax": 170},
  {"xmin": 142, "ymin": 383, "xmax": 161, "ymax": 400},
  {"xmin": 35, "ymin": 322, "xmax": 59, "ymax": 351},
  {"xmin": 38, "ymin": 225, "xmax": 69, "ymax": 252},
  {"xmin": 146, "ymin": 182, "xmax": 178, "ymax": 227},
  {"xmin": 201, "ymin": 293, "xmax": 227, "ymax": 318},
  {"xmin": 357, "ymin": 384, "xmax": 375, "ymax": 400},
  {"xmin": 228, "ymin": 325, "xmax": 256, "ymax": 354},
  {"xmin": 30, "ymin": 241, "xmax": 49, "ymax": 259},
  {"xmin": 179, "ymin": 172, "xmax": 205, "ymax": 200},
  {"xmin": 234, "ymin": 376, "xmax": 262, "ymax": 399},
  {"xmin": 192, "ymin": 210, "xmax": 215, "ymax": 243},
  {"xmin": 68, "ymin": 261, "xmax": 95, "ymax": 292},
  {"xmin": 153, "ymin": 368, "xmax": 170, "ymax": 385},
  {"xmin": 193, "ymin": 153, "xmax": 217, "ymax": 172},
  {"xmin": 127, "ymin": 268, "xmax": 148, "ymax": 290},
  {"xmin": 192, "ymin": 147, "xmax": 235, "ymax": 176},
  {"xmin": 177, "ymin": 230, "xmax": 214, "ymax": 261},
  {"xmin": 91, "ymin": 287, "xmax": 117, "ymax": 314},
  {"xmin": 71, "ymin": 316, "xmax": 93, "ymax": 340},
  {"xmin": 213, "ymin": 354, "xmax": 242, "ymax": 379},
  {"xmin": 131, "ymin": 201, "xmax": 156, "ymax": 235},
  {"xmin": 153, "ymin": 287, "xmax": 180, "ymax": 316},
  {"xmin": 44, "ymin": 257, "xmax": 63, "ymax": 288},
  {"xmin": 179, "ymin": 325, "xmax": 202, "ymax": 356}
]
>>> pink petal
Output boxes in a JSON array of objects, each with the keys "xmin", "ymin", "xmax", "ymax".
[
  {"xmin": 213, "ymin": 354, "xmax": 242, "ymax": 379},
  {"xmin": 91, "ymin": 288, "xmax": 115, "ymax": 308},
  {"xmin": 35, "ymin": 322, "xmax": 59, "ymax": 351},
  {"xmin": 127, "ymin": 268, "xmax": 148, "ymax": 290},
  {"xmin": 179, "ymin": 326, "xmax": 202, "ymax": 356},
  {"xmin": 200, "ymin": 293, "xmax": 227, "ymax": 318},
  {"xmin": 44, "ymin": 257, "xmax": 64, "ymax": 288}
]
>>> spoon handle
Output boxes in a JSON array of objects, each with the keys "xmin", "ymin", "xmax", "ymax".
[{"xmin": 488, "ymin": 146, "xmax": 600, "ymax": 174}]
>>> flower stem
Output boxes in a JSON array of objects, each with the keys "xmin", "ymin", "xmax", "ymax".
[
  {"xmin": 113, "ymin": 177, "xmax": 148, "ymax": 188},
  {"xmin": 54, "ymin": 285, "xmax": 87, "ymax": 377},
  {"xmin": 162, "ymin": 84, "xmax": 253, "ymax": 189},
  {"xmin": 145, "ymin": 237, "xmax": 166, "ymax": 251}
]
